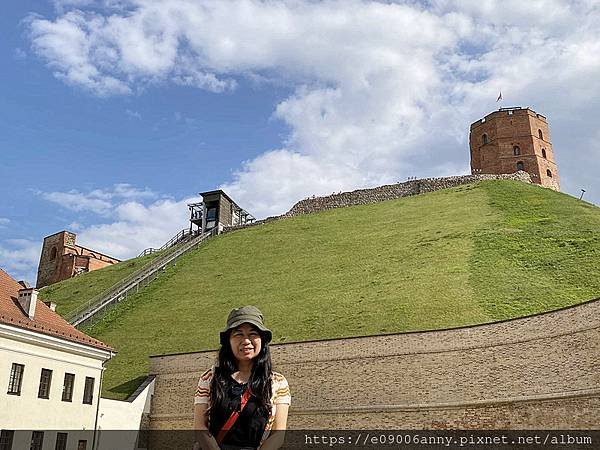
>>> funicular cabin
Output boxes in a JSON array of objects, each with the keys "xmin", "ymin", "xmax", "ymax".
[{"xmin": 188, "ymin": 190, "xmax": 255, "ymax": 234}]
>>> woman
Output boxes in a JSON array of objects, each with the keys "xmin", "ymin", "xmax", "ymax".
[{"xmin": 193, "ymin": 306, "xmax": 290, "ymax": 450}]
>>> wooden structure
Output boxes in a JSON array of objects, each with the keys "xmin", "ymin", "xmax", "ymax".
[{"xmin": 188, "ymin": 190, "xmax": 254, "ymax": 234}]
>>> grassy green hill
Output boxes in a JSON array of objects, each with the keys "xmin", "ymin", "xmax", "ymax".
[
  {"xmin": 46, "ymin": 180, "xmax": 600, "ymax": 399},
  {"xmin": 39, "ymin": 251, "xmax": 163, "ymax": 317}
]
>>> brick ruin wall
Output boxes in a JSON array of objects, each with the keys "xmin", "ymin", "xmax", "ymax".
[
  {"xmin": 223, "ymin": 172, "xmax": 532, "ymax": 233},
  {"xmin": 36, "ymin": 232, "xmax": 69, "ymax": 287},
  {"xmin": 36, "ymin": 231, "xmax": 120, "ymax": 288},
  {"xmin": 147, "ymin": 298, "xmax": 600, "ymax": 433}
]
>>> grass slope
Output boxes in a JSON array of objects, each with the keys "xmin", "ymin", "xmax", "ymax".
[
  {"xmin": 39, "ymin": 251, "xmax": 163, "ymax": 316},
  {"xmin": 77, "ymin": 180, "xmax": 600, "ymax": 399}
]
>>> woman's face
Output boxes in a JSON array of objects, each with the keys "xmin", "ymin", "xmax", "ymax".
[{"xmin": 229, "ymin": 323, "xmax": 262, "ymax": 362}]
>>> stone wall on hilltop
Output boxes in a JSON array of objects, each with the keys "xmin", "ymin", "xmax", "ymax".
[
  {"xmin": 286, "ymin": 172, "xmax": 531, "ymax": 217},
  {"xmin": 223, "ymin": 172, "xmax": 532, "ymax": 233}
]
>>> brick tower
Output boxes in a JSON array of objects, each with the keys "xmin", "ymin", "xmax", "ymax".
[
  {"xmin": 36, "ymin": 231, "xmax": 120, "ymax": 288},
  {"xmin": 469, "ymin": 107, "xmax": 559, "ymax": 190}
]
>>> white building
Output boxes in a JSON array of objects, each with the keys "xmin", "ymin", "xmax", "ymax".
[{"xmin": 0, "ymin": 268, "xmax": 113, "ymax": 450}]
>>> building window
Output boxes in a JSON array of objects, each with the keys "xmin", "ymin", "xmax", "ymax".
[
  {"xmin": 38, "ymin": 368, "xmax": 53, "ymax": 399},
  {"xmin": 49, "ymin": 247, "xmax": 58, "ymax": 260},
  {"xmin": 547, "ymin": 169, "xmax": 553, "ymax": 178},
  {"xmin": 206, "ymin": 208, "xmax": 217, "ymax": 221},
  {"xmin": 83, "ymin": 377, "xmax": 95, "ymax": 405},
  {"xmin": 542, "ymin": 148, "xmax": 547, "ymax": 158},
  {"xmin": 482, "ymin": 133, "xmax": 489, "ymax": 144},
  {"xmin": 30, "ymin": 432, "xmax": 44, "ymax": 450},
  {"xmin": 7, "ymin": 363, "xmax": 24, "ymax": 395},
  {"xmin": 513, "ymin": 145, "xmax": 521, "ymax": 156},
  {"xmin": 538, "ymin": 129, "xmax": 544, "ymax": 140},
  {"xmin": 62, "ymin": 373, "xmax": 75, "ymax": 402},
  {"xmin": 55, "ymin": 433, "xmax": 68, "ymax": 450},
  {"xmin": 516, "ymin": 161, "xmax": 524, "ymax": 171},
  {"xmin": 0, "ymin": 430, "xmax": 14, "ymax": 450},
  {"xmin": 77, "ymin": 440, "xmax": 87, "ymax": 450}
]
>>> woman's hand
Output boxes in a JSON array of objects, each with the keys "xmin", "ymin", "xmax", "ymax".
[
  {"xmin": 193, "ymin": 404, "xmax": 221, "ymax": 450},
  {"xmin": 259, "ymin": 404, "xmax": 289, "ymax": 450}
]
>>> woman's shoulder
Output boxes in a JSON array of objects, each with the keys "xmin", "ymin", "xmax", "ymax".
[
  {"xmin": 270, "ymin": 371, "xmax": 291, "ymax": 404},
  {"xmin": 194, "ymin": 367, "xmax": 213, "ymax": 403},
  {"xmin": 199, "ymin": 367, "xmax": 214, "ymax": 382},
  {"xmin": 270, "ymin": 371, "xmax": 289, "ymax": 386}
]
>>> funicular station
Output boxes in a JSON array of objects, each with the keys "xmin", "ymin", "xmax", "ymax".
[{"xmin": 188, "ymin": 190, "xmax": 255, "ymax": 234}]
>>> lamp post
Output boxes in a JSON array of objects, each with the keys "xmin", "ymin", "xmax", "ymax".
[{"xmin": 579, "ymin": 189, "xmax": 586, "ymax": 201}]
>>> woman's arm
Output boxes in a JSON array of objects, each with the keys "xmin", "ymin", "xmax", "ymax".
[
  {"xmin": 258, "ymin": 404, "xmax": 289, "ymax": 450},
  {"xmin": 192, "ymin": 403, "xmax": 221, "ymax": 450}
]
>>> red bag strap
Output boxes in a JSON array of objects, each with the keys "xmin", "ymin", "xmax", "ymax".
[{"xmin": 216, "ymin": 388, "xmax": 252, "ymax": 445}]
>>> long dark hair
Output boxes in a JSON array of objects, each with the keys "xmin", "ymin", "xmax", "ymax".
[{"xmin": 209, "ymin": 328, "xmax": 273, "ymax": 417}]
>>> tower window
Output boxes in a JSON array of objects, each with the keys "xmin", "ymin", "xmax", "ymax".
[
  {"xmin": 50, "ymin": 247, "xmax": 57, "ymax": 261},
  {"xmin": 516, "ymin": 161, "xmax": 524, "ymax": 171},
  {"xmin": 482, "ymin": 133, "xmax": 489, "ymax": 145},
  {"xmin": 542, "ymin": 148, "xmax": 547, "ymax": 158},
  {"xmin": 513, "ymin": 145, "xmax": 521, "ymax": 156},
  {"xmin": 538, "ymin": 129, "xmax": 544, "ymax": 140},
  {"xmin": 547, "ymin": 169, "xmax": 552, "ymax": 178}
]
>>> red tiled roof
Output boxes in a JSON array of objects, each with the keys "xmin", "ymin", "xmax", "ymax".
[{"xmin": 0, "ymin": 268, "xmax": 113, "ymax": 352}]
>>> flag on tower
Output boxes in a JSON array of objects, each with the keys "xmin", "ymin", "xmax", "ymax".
[{"xmin": 496, "ymin": 91, "xmax": 503, "ymax": 102}]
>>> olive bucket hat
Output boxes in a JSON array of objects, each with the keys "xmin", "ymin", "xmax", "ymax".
[{"xmin": 220, "ymin": 305, "xmax": 272, "ymax": 345}]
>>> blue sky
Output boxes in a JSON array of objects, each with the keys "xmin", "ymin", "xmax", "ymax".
[{"xmin": 2, "ymin": 0, "xmax": 600, "ymax": 284}]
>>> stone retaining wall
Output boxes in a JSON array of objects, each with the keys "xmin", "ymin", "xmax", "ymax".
[
  {"xmin": 286, "ymin": 172, "xmax": 531, "ymax": 217},
  {"xmin": 223, "ymin": 172, "xmax": 532, "ymax": 233},
  {"xmin": 147, "ymin": 297, "xmax": 600, "ymax": 431}
]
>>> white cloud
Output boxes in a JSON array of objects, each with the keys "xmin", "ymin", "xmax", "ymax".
[
  {"xmin": 7, "ymin": 186, "xmax": 199, "ymax": 282},
  {"xmin": 41, "ymin": 190, "xmax": 113, "ymax": 215},
  {"xmin": 36, "ymin": 184, "xmax": 197, "ymax": 259},
  {"xmin": 125, "ymin": 109, "xmax": 141, "ymax": 119},
  {"xmin": 0, "ymin": 218, "xmax": 10, "ymax": 227},
  {"xmin": 77, "ymin": 197, "xmax": 197, "ymax": 259},
  {"xmin": 27, "ymin": 0, "xmax": 600, "ymax": 214},
  {"xmin": 67, "ymin": 221, "xmax": 83, "ymax": 231},
  {"xmin": 14, "ymin": 48, "xmax": 27, "ymax": 59},
  {"xmin": 39, "ymin": 183, "xmax": 158, "ymax": 215},
  {"xmin": 0, "ymin": 239, "xmax": 41, "ymax": 285},
  {"xmin": 52, "ymin": 0, "xmax": 94, "ymax": 13}
]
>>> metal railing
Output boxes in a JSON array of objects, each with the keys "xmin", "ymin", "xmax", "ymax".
[
  {"xmin": 138, "ymin": 228, "xmax": 194, "ymax": 257},
  {"xmin": 68, "ymin": 228, "xmax": 218, "ymax": 327}
]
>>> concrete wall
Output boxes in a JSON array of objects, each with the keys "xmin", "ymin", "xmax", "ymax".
[
  {"xmin": 96, "ymin": 378, "xmax": 155, "ymax": 450},
  {"xmin": 147, "ymin": 298, "xmax": 600, "ymax": 430}
]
